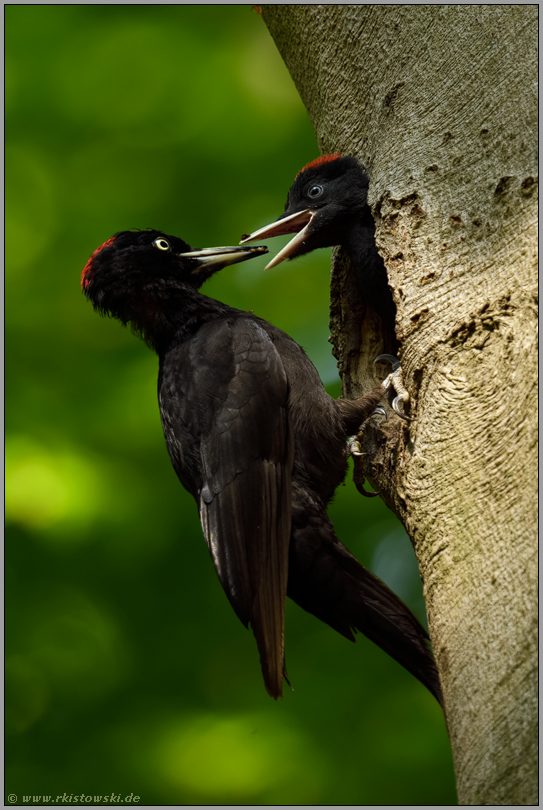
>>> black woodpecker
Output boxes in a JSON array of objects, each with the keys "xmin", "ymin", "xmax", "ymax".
[{"xmin": 82, "ymin": 228, "xmax": 442, "ymax": 707}]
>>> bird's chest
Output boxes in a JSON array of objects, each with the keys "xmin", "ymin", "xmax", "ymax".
[{"xmin": 286, "ymin": 366, "xmax": 348, "ymax": 501}]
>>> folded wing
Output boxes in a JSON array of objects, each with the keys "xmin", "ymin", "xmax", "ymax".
[{"xmin": 159, "ymin": 317, "xmax": 294, "ymax": 698}]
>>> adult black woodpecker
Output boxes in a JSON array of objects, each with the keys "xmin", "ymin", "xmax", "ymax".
[
  {"xmin": 82, "ymin": 228, "xmax": 442, "ymax": 707},
  {"xmin": 240, "ymin": 153, "xmax": 395, "ymax": 325}
]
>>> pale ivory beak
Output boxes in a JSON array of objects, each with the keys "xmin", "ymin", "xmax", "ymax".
[
  {"xmin": 239, "ymin": 209, "xmax": 316, "ymax": 270},
  {"xmin": 178, "ymin": 245, "xmax": 268, "ymax": 270}
]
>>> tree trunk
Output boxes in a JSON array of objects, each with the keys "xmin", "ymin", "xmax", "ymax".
[{"xmin": 260, "ymin": 5, "xmax": 537, "ymax": 805}]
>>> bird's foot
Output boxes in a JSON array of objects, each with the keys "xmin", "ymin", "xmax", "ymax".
[
  {"xmin": 348, "ymin": 405, "xmax": 387, "ymax": 497},
  {"xmin": 374, "ymin": 354, "xmax": 412, "ymax": 421},
  {"xmin": 347, "ymin": 405, "xmax": 387, "ymax": 457},
  {"xmin": 347, "ymin": 436, "xmax": 363, "ymax": 457}
]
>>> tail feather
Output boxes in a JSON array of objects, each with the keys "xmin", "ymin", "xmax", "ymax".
[
  {"xmin": 348, "ymin": 567, "xmax": 443, "ymax": 708},
  {"xmin": 288, "ymin": 492, "xmax": 444, "ymax": 708}
]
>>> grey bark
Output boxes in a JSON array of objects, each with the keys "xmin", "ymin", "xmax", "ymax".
[{"xmin": 260, "ymin": 5, "xmax": 538, "ymax": 806}]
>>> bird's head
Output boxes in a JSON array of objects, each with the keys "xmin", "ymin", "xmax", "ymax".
[
  {"xmin": 82, "ymin": 229, "xmax": 268, "ymax": 325},
  {"xmin": 240, "ymin": 154, "xmax": 370, "ymax": 269}
]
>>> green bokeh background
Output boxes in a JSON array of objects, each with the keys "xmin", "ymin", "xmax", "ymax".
[{"xmin": 6, "ymin": 5, "xmax": 456, "ymax": 805}]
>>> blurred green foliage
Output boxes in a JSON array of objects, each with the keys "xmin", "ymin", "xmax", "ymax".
[{"xmin": 6, "ymin": 5, "xmax": 456, "ymax": 805}]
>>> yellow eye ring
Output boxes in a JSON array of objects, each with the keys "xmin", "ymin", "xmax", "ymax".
[{"xmin": 153, "ymin": 238, "xmax": 170, "ymax": 251}]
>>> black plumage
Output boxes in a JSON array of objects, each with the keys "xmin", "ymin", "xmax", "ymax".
[
  {"xmin": 240, "ymin": 153, "xmax": 395, "ymax": 324},
  {"xmin": 82, "ymin": 228, "xmax": 442, "ymax": 706}
]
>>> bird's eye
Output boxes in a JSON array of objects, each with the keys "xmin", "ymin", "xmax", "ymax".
[
  {"xmin": 307, "ymin": 185, "xmax": 323, "ymax": 199},
  {"xmin": 153, "ymin": 238, "xmax": 170, "ymax": 251}
]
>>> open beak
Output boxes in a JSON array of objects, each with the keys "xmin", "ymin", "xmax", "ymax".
[
  {"xmin": 239, "ymin": 209, "xmax": 316, "ymax": 270},
  {"xmin": 178, "ymin": 244, "xmax": 268, "ymax": 271}
]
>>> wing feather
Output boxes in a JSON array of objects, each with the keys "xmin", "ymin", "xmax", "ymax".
[{"xmin": 160, "ymin": 317, "xmax": 293, "ymax": 698}]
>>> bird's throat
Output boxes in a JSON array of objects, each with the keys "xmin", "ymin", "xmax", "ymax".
[{"xmin": 132, "ymin": 285, "xmax": 235, "ymax": 354}]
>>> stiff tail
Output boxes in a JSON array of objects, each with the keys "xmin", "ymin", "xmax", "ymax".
[
  {"xmin": 344, "ymin": 564, "xmax": 443, "ymax": 708},
  {"xmin": 287, "ymin": 489, "xmax": 444, "ymax": 708}
]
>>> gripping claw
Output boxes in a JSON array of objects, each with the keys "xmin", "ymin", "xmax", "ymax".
[
  {"xmin": 347, "ymin": 437, "xmax": 363, "ymax": 457},
  {"xmin": 357, "ymin": 483, "xmax": 380, "ymax": 498},
  {"xmin": 374, "ymin": 355, "xmax": 412, "ymax": 421},
  {"xmin": 372, "ymin": 404, "xmax": 387, "ymax": 421},
  {"xmin": 347, "ymin": 405, "xmax": 388, "ymax": 496},
  {"xmin": 374, "ymin": 353, "xmax": 401, "ymax": 372},
  {"xmin": 347, "ymin": 405, "xmax": 388, "ymax": 458}
]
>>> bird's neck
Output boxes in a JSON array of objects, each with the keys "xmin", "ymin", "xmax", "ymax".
[
  {"xmin": 133, "ymin": 284, "xmax": 235, "ymax": 354},
  {"xmin": 342, "ymin": 207, "xmax": 397, "ymax": 325},
  {"xmin": 342, "ymin": 207, "xmax": 382, "ymax": 279}
]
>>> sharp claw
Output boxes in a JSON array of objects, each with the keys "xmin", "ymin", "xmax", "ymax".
[
  {"xmin": 349, "ymin": 407, "xmax": 385, "ymax": 497},
  {"xmin": 390, "ymin": 366, "xmax": 412, "ymax": 421},
  {"xmin": 373, "ymin": 354, "xmax": 413, "ymax": 421},
  {"xmin": 347, "ymin": 438, "xmax": 364, "ymax": 457},
  {"xmin": 392, "ymin": 394, "xmax": 412, "ymax": 421},
  {"xmin": 348, "ymin": 405, "xmax": 388, "ymax": 461},
  {"xmin": 357, "ymin": 483, "xmax": 381, "ymax": 498},
  {"xmin": 374, "ymin": 353, "xmax": 401, "ymax": 372}
]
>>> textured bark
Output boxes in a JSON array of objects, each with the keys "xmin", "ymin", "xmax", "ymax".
[{"xmin": 260, "ymin": 5, "xmax": 537, "ymax": 806}]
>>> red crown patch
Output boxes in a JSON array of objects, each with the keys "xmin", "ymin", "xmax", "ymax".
[
  {"xmin": 296, "ymin": 153, "xmax": 342, "ymax": 178},
  {"xmin": 81, "ymin": 235, "xmax": 116, "ymax": 289}
]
